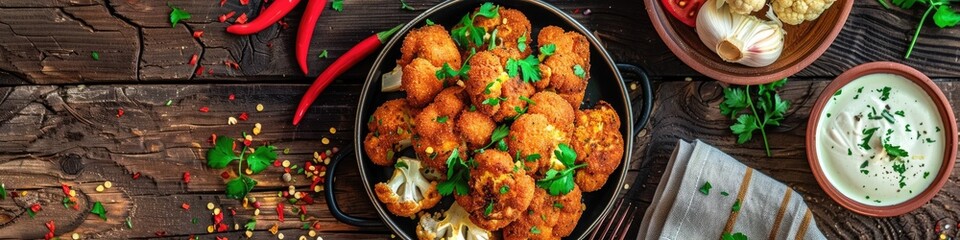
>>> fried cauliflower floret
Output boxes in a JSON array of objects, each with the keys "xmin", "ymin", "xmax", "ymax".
[
  {"xmin": 725, "ymin": 0, "xmax": 765, "ymax": 15},
  {"xmin": 455, "ymin": 150, "xmax": 535, "ymax": 231},
  {"xmin": 375, "ymin": 157, "xmax": 441, "ymax": 217},
  {"xmin": 365, "ymin": 99, "xmax": 416, "ymax": 166},
  {"xmin": 400, "ymin": 26, "xmax": 463, "ymax": 107},
  {"xmin": 403, "ymin": 58, "xmax": 446, "ymax": 108},
  {"xmin": 417, "ymin": 203, "xmax": 492, "ymax": 240},
  {"xmin": 527, "ymin": 91, "xmax": 575, "ymax": 135},
  {"xmin": 508, "ymin": 114, "xmax": 566, "ymax": 175},
  {"xmin": 537, "ymin": 26, "xmax": 591, "ymax": 109},
  {"xmin": 492, "ymin": 77, "xmax": 536, "ymax": 122},
  {"xmin": 772, "ymin": 0, "xmax": 836, "ymax": 25},
  {"xmin": 400, "ymin": 25, "xmax": 462, "ymax": 67},
  {"xmin": 502, "ymin": 187, "xmax": 585, "ymax": 239},
  {"xmin": 457, "ymin": 110, "xmax": 496, "ymax": 149},
  {"xmin": 466, "ymin": 51, "xmax": 510, "ymax": 116},
  {"xmin": 471, "ymin": 8, "xmax": 533, "ymax": 58},
  {"xmin": 572, "ymin": 101, "xmax": 624, "ymax": 192},
  {"xmin": 413, "ymin": 88, "xmax": 468, "ymax": 170}
]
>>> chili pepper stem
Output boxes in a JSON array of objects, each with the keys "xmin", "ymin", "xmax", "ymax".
[{"xmin": 377, "ymin": 24, "xmax": 405, "ymax": 43}]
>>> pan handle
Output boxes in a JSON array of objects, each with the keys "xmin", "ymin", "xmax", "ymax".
[
  {"xmin": 616, "ymin": 63, "xmax": 653, "ymax": 137},
  {"xmin": 324, "ymin": 145, "xmax": 385, "ymax": 227}
]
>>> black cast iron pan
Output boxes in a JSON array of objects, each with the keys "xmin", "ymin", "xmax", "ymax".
[{"xmin": 324, "ymin": 0, "xmax": 653, "ymax": 239}]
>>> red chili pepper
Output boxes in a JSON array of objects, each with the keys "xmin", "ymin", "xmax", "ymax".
[
  {"xmin": 226, "ymin": 0, "xmax": 301, "ymax": 35},
  {"xmin": 296, "ymin": 0, "xmax": 328, "ymax": 74},
  {"xmin": 277, "ymin": 202, "xmax": 285, "ymax": 222},
  {"xmin": 210, "ymin": 133, "xmax": 218, "ymax": 143},
  {"xmin": 292, "ymin": 24, "xmax": 403, "ymax": 125}
]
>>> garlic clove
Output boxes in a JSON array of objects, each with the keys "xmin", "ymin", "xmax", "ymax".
[{"xmin": 696, "ymin": 0, "xmax": 785, "ymax": 68}]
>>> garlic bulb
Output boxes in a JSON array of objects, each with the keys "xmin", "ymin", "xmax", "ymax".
[{"xmin": 696, "ymin": 0, "xmax": 785, "ymax": 67}]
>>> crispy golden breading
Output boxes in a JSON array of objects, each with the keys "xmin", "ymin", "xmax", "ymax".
[
  {"xmin": 412, "ymin": 89, "xmax": 468, "ymax": 170},
  {"xmin": 364, "ymin": 99, "xmax": 416, "ymax": 166},
  {"xmin": 455, "ymin": 150, "xmax": 535, "ymax": 231},
  {"xmin": 572, "ymin": 101, "xmax": 624, "ymax": 192},
  {"xmin": 508, "ymin": 114, "xmax": 566, "ymax": 175},
  {"xmin": 502, "ymin": 186, "xmax": 584, "ymax": 239},
  {"xmin": 470, "ymin": 8, "xmax": 532, "ymax": 58},
  {"xmin": 536, "ymin": 26, "xmax": 591, "ymax": 109},
  {"xmin": 399, "ymin": 25, "xmax": 462, "ymax": 67},
  {"xmin": 465, "ymin": 51, "xmax": 508, "ymax": 116},
  {"xmin": 402, "ymin": 58, "xmax": 446, "ymax": 108},
  {"xmin": 527, "ymin": 91, "xmax": 575, "ymax": 135},
  {"xmin": 457, "ymin": 110, "xmax": 496, "ymax": 149},
  {"xmin": 492, "ymin": 77, "xmax": 536, "ymax": 122},
  {"xmin": 433, "ymin": 86, "xmax": 468, "ymax": 117}
]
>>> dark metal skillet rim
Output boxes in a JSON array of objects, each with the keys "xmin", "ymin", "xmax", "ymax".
[{"xmin": 353, "ymin": 0, "xmax": 634, "ymax": 239}]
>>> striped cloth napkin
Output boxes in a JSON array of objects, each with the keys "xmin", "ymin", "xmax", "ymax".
[{"xmin": 637, "ymin": 140, "xmax": 826, "ymax": 240}]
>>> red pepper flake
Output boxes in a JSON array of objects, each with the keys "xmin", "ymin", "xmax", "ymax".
[
  {"xmin": 209, "ymin": 133, "xmax": 218, "ymax": 144},
  {"xmin": 44, "ymin": 220, "xmax": 55, "ymax": 240},
  {"xmin": 30, "ymin": 203, "xmax": 42, "ymax": 213},
  {"xmin": 219, "ymin": 11, "xmax": 236, "ymax": 23},
  {"xmin": 277, "ymin": 202, "xmax": 285, "ymax": 222},
  {"xmin": 228, "ymin": 94, "xmax": 235, "ymax": 101},
  {"xmin": 312, "ymin": 221, "xmax": 321, "ymax": 230},
  {"xmin": 61, "ymin": 184, "xmax": 70, "ymax": 195},
  {"xmin": 199, "ymin": 107, "xmax": 210, "ymax": 113},
  {"xmin": 235, "ymin": 13, "xmax": 248, "ymax": 24},
  {"xmin": 224, "ymin": 61, "xmax": 240, "ymax": 70},
  {"xmin": 193, "ymin": 30, "xmax": 204, "ymax": 38},
  {"xmin": 253, "ymin": 201, "xmax": 261, "ymax": 209},
  {"xmin": 216, "ymin": 236, "xmax": 228, "ymax": 240},
  {"xmin": 310, "ymin": 176, "xmax": 321, "ymax": 191},
  {"xmin": 195, "ymin": 65, "xmax": 205, "ymax": 76},
  {"xmin": 273, "ymin": 159, "xmax": 282, "ymax": 167},
  {"xmin": 213, "ymin": 212, "xmax": 224, "ymax": 224},
  {"xmin": 220, "ymin": 0, "xmax": 227, "ymax": 6},
  {"xmin": 278, "ymin": 20, "xmax": 289, "ymax": 29},
  {"xmin": 220, "ymin": 171, "xmax": 231, "ymax": 179},
  {"xmin": 230, "ymin": 208, "xmax": 236, "ymax": 216},
  {"xmin": 181, "ymin": 203, "xmax": 190, "ymax": 210},
  {"xmin": 299, "ymin": 205, "xmax": 307, "ymax": 216},
  {"xmin": 240, "ymin": 0, "xmax": 250, "ymax": 5},
  {"xmin": 243, "ymin": 139, "xmax": 252, "ymax": 147},
  {"xmin": 155, "ymin": 231, "xmax": 167, "ymax": 237},
  {"xmin": 189, "ymin": 54, "xmax": 199, "ymax": 65},
  {"xmin": 573, "ymin": 8, "xmax": 581, "ymax": 14},
  {"xmin": 266, "ymin": 41, "xmax": 273, "ymax": 48},
  {"xmin": 132, "ymin": 172, "xmax": 141, "ymax": 180},
  {"xmin": 208, "ymin": 69, "xmax": 213, "ymax": 75},
  {"xmin": 301, "ymin": 194, "xmax": 314, "ymax": 204},
  {"xmin": 183, "ymin": 172, "xmax": 191, "ymax": 183},
  {"xmin": 238, "ymin": 112, "xmax": 249, "ymax": 121},
  {"xmin": 117, "ymin": 108, "xmax": 124, "ymax": 118}
]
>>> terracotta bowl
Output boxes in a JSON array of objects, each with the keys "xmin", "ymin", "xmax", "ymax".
[
  {"xmin": 645, "ymin": 0, "xmax": 854, "ymax": 85},
  {"xmin": 805, "ymin": 62, "xmax": 957, "ymax": 217}
]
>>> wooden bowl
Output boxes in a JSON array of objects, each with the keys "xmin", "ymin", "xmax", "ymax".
[
  {"xmin": 805, "ymin": 62, "xmax": 957, "ymax": 217},
  {"xmin": 645, "ymin": 0, "xmax": 854, "ymax": 85}
]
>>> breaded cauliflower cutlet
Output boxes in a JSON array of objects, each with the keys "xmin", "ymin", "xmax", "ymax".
[
  {"xmin": 457, "ymin": 110, "xmax": 496, "ymax": 149},
  {"xmin": 502, "ymin": 186, "xmax": 585, "ymax": 239},
  {"xmin": 400, "ymin": 25, "xmax": 462, "ymax": 107},
  {"xmin": 508, "ymin": 114, "xmax": 567, "ymax": 175},
  {"xmin": 527, "ymin": 91, "xmax": 575, "ymax": 135},
  {"xmin": 536, "ymin": 26, "xmax": 591, "ymax": 109},
  {"xmin": 412, "ymin": 87, "xmax": 468, "ymax": 170},
  {"xmin": 455, "ymin": 150, "xmax": 535, "ymax": 231},
  {"xmin": 364, "ymin": 99, "xmax": 417, "ymax": 166},
  {"xmin": 468, "ymin": 7, "xmax": 532, "ymax": 59},
  {"xmin": 572, "ymin": 101, "xmax": 624, "ymax": 192},
  {"xmin": 465, "ymin": 51, "xmax": 510, "ymax": 116}
]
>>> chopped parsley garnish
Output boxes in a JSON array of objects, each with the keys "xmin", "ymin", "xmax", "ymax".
[
  {"xmin": 894, "ymin": 110, "xmax": 905, "ymax": 117},
  {"xmin": 699, "ymin": 181, "xmax": 712, "ymax": 195},
  {"xmin": 530, "ymin": 226, "xmax": 541, "ymax": 234},
  {"xmin": 168, "ymin": 4, "xmax": 191, "ymax": 28},
  {"xmin": 332, "ymin": 0, "xmax": 344, "ymax": 12},
  {"xmin": 517, "ymin": 33, "xmax": 528, "ymax": 52},
  {"xmin": 892, "ymin": 160, "xmax": 907, "ymax": 189},
  {"xmin": 435, "ymin": 116, "xmax": 448, "ymax": 123},
  {"xmin": 731, "ymin": 199, "xmax": 741, "ymax": 212},
  {"xmin": 573, "ymin": 64, "xmax": 586, "ymax": 78},
  {"xmin": 721, "ymin": 232, "xmax": 748, "ymax": 240},
  {"xmin": 482, "ymin": 97, "xmax": 505, "ymax": 106},
  {"xmin": 883, "ymin": 141, "xmax": 909, "ymax": 160},
  {"xmin": 506, "ymin": 55, "xmax": 542, "ymax": 83},
  {"xmin": 525, "ymin": 153, "xmax": 541, "ymax": 162},
  {"xmin": 451, "ymin": 3, "xmax": 499, "ymax": 46},
  {"xmin": 477, "ymin": 125, "xmax": 510, "ymax": 151},
  {"xmin": 553, "ymin": 202, "xmax": 563, "ymax": 208},
  {"xmin": 488, "ymin": 28, "xmax": 500, "ymax": 51},
  {"xmin": 860, "ymin": 127, "xmax": 880, "ymax": 150},
  {"xmin": 484, "ymin": 202, "xmax": 494, "ymax": 216},
  {"xmin": 536, "ymin": 144, "xmax": 583, "ymax": 195},
  {"xmin": 539, "ymin": 44, "xmax": 556, "ymax": 58},
  {"xmin": 926, "ymin": 138, "xmax": 937, "ymax": 143},
  {"xmin": 878, "ymin": 86, "xmax": 892, "ymax": 101},
  {"xmin": 860, "ymin": 160, "xmax": 869, "ymax": 168},
  {"xmin": 438, "ymin": 149, "xmax": 472, "ymax": 196},
  {"xmin": 848, "ymin": 148, "xmax": 852, "ymax": 156},
  {"xmin": 833, "ymin": 89, "xmax": 842, "ymax": 96},
  {"xmin": 861, "ymin": 169, "xmax": 869, "ymax": 175},
  {"xmin": 881, "ymin": 110, "xmax": 896, "ymax": 124},
  {"xmin": 399, "ymin": 0, "xmax": 415, "ymax": 10},
  {"xmin": 500, "ymin": 185, "xmax": 509, "ymax": 194},
  {"xmin": 425, "ymin": 19, "xmax": 435, "ymax": 26},
  {"xmin": 924, "ymin": 171, "xmax": 931, "ymax": 179},
  {"xmin": 435, "ymin": 63, "xmax": 460, "ymax": 80},
  {"xmin": 720, "ymin": 191, "xmax": 729, "ymax": 196},
  {"xmin": 520, "ymin": 96, "xmax": 536, "ymax": 105}
]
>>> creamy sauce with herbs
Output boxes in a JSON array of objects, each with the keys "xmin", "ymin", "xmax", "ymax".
[{"xmin": 816, "ymin": 73, "xmax": 944, "ymax": 206}]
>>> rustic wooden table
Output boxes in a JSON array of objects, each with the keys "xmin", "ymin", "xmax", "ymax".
[{"xmin": 0, "ymin": 0, "xmax": 958, "ymax": 239}]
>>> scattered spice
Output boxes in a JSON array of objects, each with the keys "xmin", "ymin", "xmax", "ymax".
[
  {"xmin": 196, "ymin": 65, "xmax": 205, "ymax": 76},
  {"xmin": 219, "ymin": 11, "xmax": 236, "ymax": 23},
  {"xmin": 189, "ymin": 54, "xmax": 199, "ymax": 65},
  {"xmin": 117, "ymin": 108, "xmax": 125, "ymax": 118},
  {"xmin": 91, "ymin": 201, "xmax": 107, "ymax": 220},
  {"xmin": 183, "ymin": 172, "xmax": 191, "ymax": 183},
  {"xmin": 229, "ymin": 94, "xmax": 236, "ymax": 101},
  {"xmin": 236, "ymin": 13, "xmax": 249, "ymax": 24},
  {"xmin": 169, "ymin": 4, "xmax": 191, "ymax": 27},
  {"xmin": 240, "ymin": 0, "xmax": 250, "ymax": 5},
  {"xmin": 44, "ymin": 220, "xmax": 55, "ymax": 240},
  {"xmin": 91, "ymin": 51, "xmax": 100, "ymax": 61},
  {"xmin": 28, "ymin": 203, "xmax": 41, "ymax": 218},
  {"xmin": 193, "ymin": 30, "xmax": 204, "ymax": 38},
  {"xmin": 318, "ymin": 50, "xmax": 328, "ymax": 59},
  {"xmin": 332, "ymin": 0, "xmax": 344, "ymax": 12},
  {"xmin": 238, "ymin": 112, "xmax": 249, "ymax": 121},
  {"xmin": 182, "ymin": 203, "xmax": 191, "ymax": 210},
  {"xmin": 277, "ymin": 202, "xmax": 285, "ymax": 222},
  {"xmin": 699, "ymin": 181, "xmax": 712, "ymax": 195},
  {"xmin": 132, "ymin": 172, "xmax": 141, "ymax": 180}
]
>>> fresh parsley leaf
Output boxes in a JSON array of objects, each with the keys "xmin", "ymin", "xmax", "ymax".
[
  {"xmin": 536, "ymin": 164, "xmax": 586, "ymax": 195},
  {"xmin": 484, "ymin": 202, "xmax": 495, "ymax": 216},
  {"xmin": 721, "ymin": 80, "xmax": 791, "ymax": 156},
  {"xmin": 731, "ymin": 199, "xmax": 741, "ymax": 212},
  {"xmin": 394, "ymin": 160, "xmax": 408, "ymax": 169},
  {"xmin": 331, "ymin": 0, "xmax": 344, "ymax": 12},
  {"xmin": 540, "ymin": 44, "xmax": 556, "ymax": 57},
  {"xmin": 883, "ymin": 141, "xmax": 909, "ymax": 159},
  {"xmin": 531, "ymin": 226, "xmax": 541, "ymax": 234},
  {"xmin": 520, "ymin": 96, "xmax": 536, "ymax": 105},
  {"xmin": 425, "ymin": 19, "xmax": 435, "ymax": 26},
  {"xmin": 0, "ymin": 183, "xmax": 5, "ymax": 200},
  {"xmin": 435, "ymin": 116, "xmax": 449, "ymax": 123},
  {"xmin": 934, "ymin": 5, "xmax": 960, "ymax": 27},
  {"xmin": 438, "ymin": 149, "xmax": 471, "ymax": 196},
  {"xmin": 525, "ymin": 153, "xmax": 541, "ymax": 162},
  {"xmin": 245, "ymin": 219, "xmax": 257, "ymax": 231},
  {"xmin": 246, "ymin": 146, "xmax": 277, "ymax": 174},
  {"xmin": 451, "ymin": 15, "xmax": 485, "ymax": 46},
  {"xmin": 474, "ymin": 2, "xmax": 499, "ymax": 18},
  {"xmin": 168, "ymin": 4, "xmax": 191, "ymax": 28},
  {"xmin": 91, "ymin": 201, "xmax": 107, "ymax": 220},
  {"xmin": 730, "ymin": 114, "xmax": 758, "ymax": 144},
  {"xmin": 435, "ymin": 63, "xmax": 460, "ymax": 80},
  {"xmin": 517, "ymin": 33, "xmax": 528, "ymax": 52},
  {"xmin": 207, "ymin": 137, "xmax": 238, "ymax": 169},
  {"xmin": 225, "ymin": 175, "xmax": 257, "ymax": 199},
  {"xmin": 699, "ymin": 181, "xmax": 712, "ymax": 195},
  {"xmin": 500, "ymin": 185, "xmax": 509, "ymax": 194},
  {"xmin": 507, "ymin": 55, "xmax": 541, "ymax": 83},
  {"xmin": 720, "ymin": 88, "xmax": 749, "ymax": 118},
  {"xmin": 721, "ymin": 232, "xmax": 748, "ymax": 240},
  {"xmin": 482, "ymin": 97, "xmax": 502, "ymax": 106},
  {"xmin": 399, "ymin": 0, "xmax": 415, "ymax": 11},
  {"xmin": 860, "ymin": 127, "xmax": 879, "ymax": 150},
  {"xmin": 573, "ymin": 64, "xmax": 586, "ymax": 78},
  {"xmin": 318, "ymin": 50, "xmax": 328, "ymax": 59},
  {"xmin": 554, "ymin": 143, "xmax": 577, "ymax": 167}
]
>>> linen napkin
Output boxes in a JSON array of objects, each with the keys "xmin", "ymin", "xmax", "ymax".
[{"xmin": 637, "ymin": 140, "xmax": 826, "ymax": 240}]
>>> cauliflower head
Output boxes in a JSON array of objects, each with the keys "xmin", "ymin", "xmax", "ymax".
[
  {"xmin": 364, "ymin": 99, "xmax": 416, "ymax": 166},
  {"xmin": 536, "ymin": 26, "xmax": 590, "ymax": 109},
  {"xmin": 772, "ymin": 0, "xmax": 837, "ymax": 25},
  {"xmin": 455, "ymin": 150, "xmax": 536, "ymax": 231},
  {"xmin": 416, "ymin": 203, "xmax": 492, "ymax": 240},
  {"xmin": 725, "ymin": 0, "xmax": 765, "ymax": 15},
  {"xmin": 572, "ymin": 101, "xmax": 624, "ymax": 192},
  {"xmin": 375, "ymin": 157, "xmax": 442, "ymax": 217}
]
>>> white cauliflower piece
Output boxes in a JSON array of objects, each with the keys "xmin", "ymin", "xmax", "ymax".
[
  {"xmin": 375, "ymin": 157, "xmax": 442, "ymax": 217},
  {"xmin": 772, "ymin": 0, "xmax": 837, "ymax": 25},
  {"xmin": 416, "ymin": 203, "xmax": 492, "ymax": 240},
  {"xmin": 725, "ymin": 0, "xmax": 765, "ymax": 14}
]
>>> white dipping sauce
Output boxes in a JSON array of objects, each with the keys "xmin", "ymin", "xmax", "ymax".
[{"xmin": 816, "ymin": 73, "xmax": 944, "ymax": 206}]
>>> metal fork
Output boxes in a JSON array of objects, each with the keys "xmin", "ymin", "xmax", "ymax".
[{"xmin": 588, "ymin": 197, "xmax": 640, "ymax": 239}]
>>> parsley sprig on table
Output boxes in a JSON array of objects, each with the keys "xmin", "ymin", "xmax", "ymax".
[
  {"xmin": 880, "ymin": 0, "xmax": 960, "ymax": 58},
  {"xmin": 207, "ymin": 135, "xmax": 278, "ymax": 199},
  {"xmin": 720, "ymin": 79, "xmax": 791, "ymax": 157}
]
